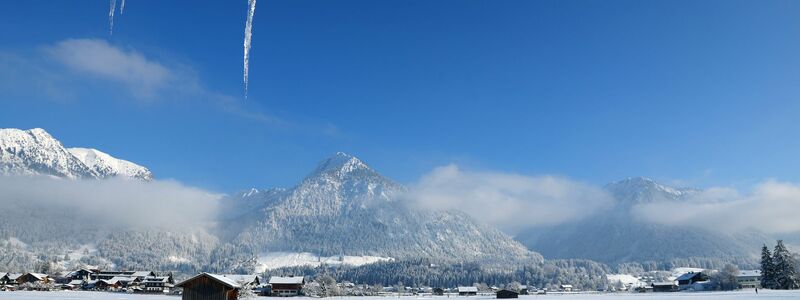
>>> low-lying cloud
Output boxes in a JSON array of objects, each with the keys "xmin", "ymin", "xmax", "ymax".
[
  {"xmin": 0, "ymin": 175, "xmax": 221, "ymax": 228},
  {"xmin": 632, "ymin": 180, "xmax": 800, "ymax": 234},
  {"xmin": 408, "ymin": 165, "xmax": 614, "ymax": 233}
]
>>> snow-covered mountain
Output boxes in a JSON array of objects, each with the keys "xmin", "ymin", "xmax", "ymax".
[
  {"xmin": 0, "ymin": 128, "xmax": 151, "ymax": 180},
  {"xmin": 216, "ymin": 152, "xmax": 541, "ymax": 269},
  {"xmin": 516, "ymin": 177, "xmax": 769, "ymax": 264},
  {"xmin": 68, "ymin": 147, "xmax": 152, "ymax": 181}
]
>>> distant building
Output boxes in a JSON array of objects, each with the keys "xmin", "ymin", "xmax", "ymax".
[
  {"xmin": 142, "ymin": 275, "xmax": 174, "ymax": 293},
  {"xmin": 651, "ymin": 282, "xmax": 678, "ymax": 292},
  {"xmin": 91, "ymin": 271, "xmax": 155, "ymax": 281},
  {"xmin": 518, "ymin": 285, "xmax": 528, "ymax": 295},
  {"xmin": 1, "ymin": 273, "xmax": 22, "ymax": 285},
  {"xmin": 269, "ymin": 276, "xmax": 305, "ymax": 297},
  {"xmin": 737, "ymin": 270, "xmax": 762, "ymax": 289},
  {"xmin": 66, "ymin": 269, "xmax": 94, "ymax": 281},
  {"xmin": 559, "ymin": 284, "xmax": 573, "ymax": 292},
  {"xmin": 17, "ymin": 273, "xmax": 50, "ymax": 284},
  {"xmin": 496, "ymin": 289, "xmax": 519, "ymax": 299},
  {"xmin": 176, "ymin": 273, "xmax": 241, "ymax": 300},
  {"xmin": 458, "ymin": 286, "xmax": 478, "ymax": 296},
  {"xmin": 676, "ymin": 272, "xmax": 709, "ymax": 289}
]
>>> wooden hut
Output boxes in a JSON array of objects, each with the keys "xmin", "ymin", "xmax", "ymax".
[
  {"xmin": 176, "ymin": 273, "xmax": 241, "ymax": 300},
  {"xmin": 496, "ymin": 289, "xmax": 519, "ymax": 299}
]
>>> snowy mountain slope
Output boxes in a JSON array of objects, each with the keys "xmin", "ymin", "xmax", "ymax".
[
  {"xmin": 220, "ymin": 152, "xmax": 542, "ymax": 268},
  {"xmin": 0, "ymin": 128, "xmax": 97, "ymax": 179},
  {"xmin": 0, "ymin": 128, "xmax": 151, "ymax": 180},
  {"xmin": 68, "ymin": 148, "xmax": 153, "ymax": 181},
  {"xmin": 516, "ymin": 177, "xmax": 769, "ymax": 264}
]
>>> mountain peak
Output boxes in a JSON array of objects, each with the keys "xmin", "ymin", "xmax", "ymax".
[
  {"xmin": 312, "ymin": 152, "xmax": 371, "ymax": 176},
  {"xmin": 605, "ymin": 177, "xmax": 699, "ymax": 205}
]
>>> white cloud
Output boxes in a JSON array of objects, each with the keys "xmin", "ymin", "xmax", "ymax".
[
  {"xmin": 0, "ymin": 175, "xmax": 221, "ymax": 228},
  {"xmin": 44, "ymin": 39, "xmax": 173, "ymax": 97},
  {"xmin": 408, "ymin": 165, "xmax": 614, "ymax": 233},
  {"xmin": 632, "ymin": 180, "xmax": 800, "ymax": 234}
]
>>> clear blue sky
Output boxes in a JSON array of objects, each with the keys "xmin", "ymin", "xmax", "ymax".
[{"xmin": 1, "ymin": 0, "xmax": 799, "ymax": 192}]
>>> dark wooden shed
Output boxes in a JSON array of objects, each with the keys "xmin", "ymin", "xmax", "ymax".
[
  {"xmin": 176, "ymin": 273, "xmax": 242, "ymax": 300},
  {"xmin": 496, "ymin": 289, "xmax": 519, "ymax": 299}
]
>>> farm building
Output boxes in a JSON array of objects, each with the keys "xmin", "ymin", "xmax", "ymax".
[
  {"xmin": 458, "ymin": 286, "xmax": 478, "ymax": 296},
  {"xmin": 677, "ymin": 271, "xmax": 709, "ymax": 289},
  {"xmin": 269, "ymin": 276, "xmax": 305, "ymax": 297},
  {"xmin": 432, "ymin": 287, "xmax": 445, "ymax": 295},
  {"xmin": 177, "ymin": 273, "xmax": 241, "ymax": 300},
  {"xmin": 559, "ymin": 284, "xmax": 573, "ymax": 292},
  {"xmin": 651, "ymin": 282, "xmax": 678, "ymax": 292},
  {"xmin": 496, "ymin": 289, "xmax": 519, "ymax": 298}
]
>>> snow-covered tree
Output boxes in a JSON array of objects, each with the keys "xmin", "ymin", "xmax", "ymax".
[
  {"xmin": 773, "ymin": 240, "xmax": 799, "ymax": 290},
  {"xmin": 761, "ymin": 244, "xmax": 775, "ymax": 289}
]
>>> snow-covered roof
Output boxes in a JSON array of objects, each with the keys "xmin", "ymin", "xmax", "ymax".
[
  {"xmin": 111, "ymin": 276, "xmax": 135, "ymax": 282},
  {"xmin": 652, "ymin": 282, "xmax": 677, "ymax": 286},
  {"xmin": 68, "ymin": 280, "xmax": 85, "ymax": 285},
  {"xmin": 560, "ymin": 285, "xmax": 573, "ymax": 288},
  {"xmin": 738, "ymin": 270, "xmax": 761, "ymax": 277},
  {"xmin": 26, "ymin": 273, "xmax": 48, "ymax": 280},
  {"xmin": 5, "ymin": 273, "xmax": 23, "ymax": 280},
  {"xmin": 221, "ymin": 274, "xmax": 259, "ymax": 284},
  {"xmin": 269, "ymin": 276, "xmax": 304, "ymax": 284},
  {"xmin": 132, "ymin": 271, "xmax": 154, "ymax": 277},
  {"xmin": 458, "ymin": 286, "xmax": 478, "ymax": 292},
  {"xmin": 676, "ymin": 272, "xmax": 703, "ymax": 281},
  {"xmin": 177, "ymin": 273, "xmax": 242, "ymax": 289}
]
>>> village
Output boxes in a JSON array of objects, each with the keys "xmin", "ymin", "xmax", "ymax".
[{"xmin": 0, "ymin": 266, "xmax": 771, "ymax": 300}]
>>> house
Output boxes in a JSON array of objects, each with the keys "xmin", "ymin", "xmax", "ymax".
[
  {"xmin": 110, "ymin": 276, "xmax": 137, "ymax": 287},
  {"xmin": 737, "ymin": 270, "xmax": 762, "ymax": 289},
  {"xmin": 676, "ymin": 272, "xmax": 709, "ymax": 289},
  {"xmin": 220, "ymin": 274, "xmax": 261, "ymax": 287},
  {"xmin": 17, "ymin": 273, "xmax": 50, "ymax": 284},
  {"xmin": 559, "ymin": 284, "xmax": 573, "ymax": 292},
  {"xmin": 651, "ymin": 282, "xmax": 678, "ymax": 292},
  {"xmin": 176, "ymin": 273, "xmax": 241, "ymax": 300},
  {"xmin": 142, "ymin": 275, "xmax": 174, "ymax": 293},
  {"xmin": 0, "ymin": 273, "xmax": 21, "ymax": 285},
  {"xmin": 91, "ymin": 270, "xmax": 155, "ymax": 281},
  {"xmin": 67, "ymin": 279, "xmax": 86, "ymax": 289},
  {"xmin": 458, "ymin": 286, "xmax": 478, "ymax": 296},
  {"xmin": 66, "ymin": 269, "xmax": 94, "ymax": 281},
  {"xmin": 518, "ymin": 285, "xmax": 528, "ymax": 295},
  {"xmin": 496, "ymin": 289, "xmax": 519, "ymax": 299},
  {"xmin": 269, "ymin": 276, "xmax": 305, "ymax": 297}
]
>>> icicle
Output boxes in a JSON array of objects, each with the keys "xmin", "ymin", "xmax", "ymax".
[
  {"xmin": 120, "ymin": 0, "xmax": 126, "ymax": 15},
  {"xmin": 243, "ymin": 0, "xmax": 257, "ymax": 97},
  {"xmin": 109, "ymin": 0, "xmax": 117, "ymax": 35}
]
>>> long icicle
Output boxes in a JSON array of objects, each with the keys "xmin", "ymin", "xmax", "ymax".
[
  {"xmin": 243, "ymin": 0, "xmax": 257, "ymax": 97},
  {"xmin": 109, "ymin": 0, "xmax": 117, "ymax": 35},
  {"xmin": 120, "ymin": 0, "xmax": 126, "ymax": 15}
]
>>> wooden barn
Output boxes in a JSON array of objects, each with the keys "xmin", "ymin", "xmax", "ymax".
[
  {"xmin": 432, "ymin": 287, "xmax": 445, "ymax": 296},
  {"xmin": 269, "ymin": 276, "xmax": 305, "ymax": 297},
  {"xmin": 496, "ymin": 289, "xmax": 519, "ymax": 299},
  {"xmin": 176, "ymin": 273, "xmax": 241, "ymax": 300}
]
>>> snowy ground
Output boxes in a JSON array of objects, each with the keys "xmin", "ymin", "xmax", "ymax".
[{"xmin": 2, "ymin": 290, "xmax": 800, "ymax": 300}]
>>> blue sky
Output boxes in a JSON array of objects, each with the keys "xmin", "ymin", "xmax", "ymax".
[{"xmin": 1, "ymin": 0, "xmax": 800, "ymax": 192}]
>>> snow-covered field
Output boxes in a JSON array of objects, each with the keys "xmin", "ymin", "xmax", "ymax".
[{"xmin": 3, "ymin": 290, "xmax": 800, "ymax": 300}]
